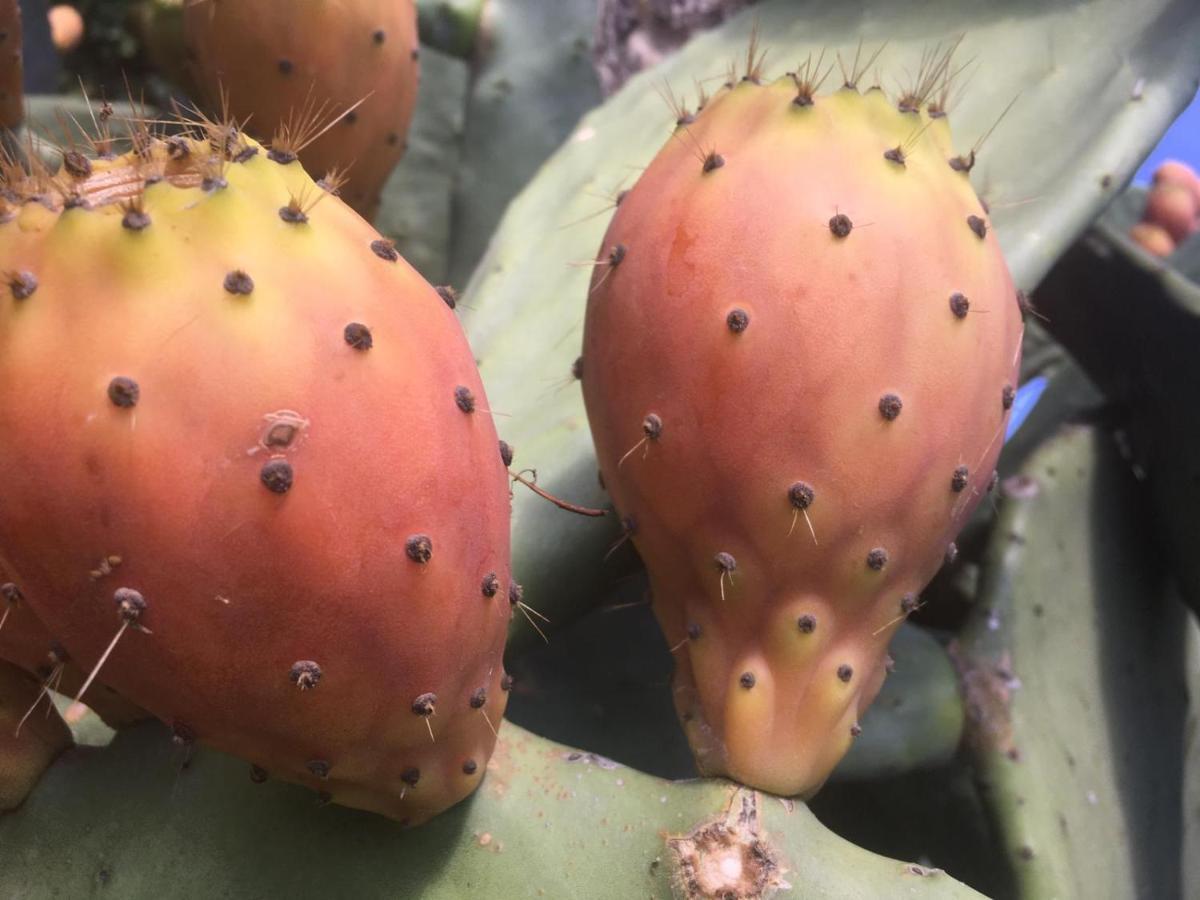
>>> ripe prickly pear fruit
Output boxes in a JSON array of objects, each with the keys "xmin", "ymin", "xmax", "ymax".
[
  {"xmin": 0, "ymin": 660, "xmax": 72, "ymax": 811},
  {"xmin": 0, "ymin": 0, "xmax": 21, "ymax": 131},
  {"xmin": 1143, "ymin": 180, "xmax": 1199, "ymax": 245},
  {"xmin": 183, "ymin": 0, "xmax": 419, "ymax": 221},
  {"xmin": 0, "ymin": 111, "xmax": 511, "ymax": 824},
  {"xmin": 1129, "ymin": 220, "xmax": 1176, "ymax": 257},
  {"xmin": 581, "ymin": 53, "xmax": 1024, "ymax": 798}
]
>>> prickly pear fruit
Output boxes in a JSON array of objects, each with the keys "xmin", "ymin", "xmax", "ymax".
[
  {"xmin": 0, "ymin": 0, "xmax": 21, "ymax": 131},
  {"xmin": 0, "ymin": 660, "xmax": 72, "ymax": 810},
  {"xmin": 0, "ymin": 584, "xmax": 148, "ymax": 729},
  {"xmin": 0, "ymin": 110, "xmax": 511, "ymax": 824},
  {"xmin": 1129, "ymin": 220, "xmax": 1176, "ymax": 257},
  {"xmin": 183, "ymin": 0, "xmax": 420, "ymax": 220},
  {"xmin": 581, "ymin": 53, "xmax": 1024, "ymax": 798},
  {"xmin": 1144, "ymin": 181, "xmax": 1199, "ymax": 244}
]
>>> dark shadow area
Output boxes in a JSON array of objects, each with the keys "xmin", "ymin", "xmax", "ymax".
[{"xmin": 810, "ymin": 756, "xmax": 1017, "ymax": 899}]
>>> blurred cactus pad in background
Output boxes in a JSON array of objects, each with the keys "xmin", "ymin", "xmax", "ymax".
[{"xmin": 2, "ymin": 0, "xmax": 1200, "ymax": 898}]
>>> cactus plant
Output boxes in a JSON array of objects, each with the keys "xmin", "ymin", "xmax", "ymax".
[
  {"xmin": 0, "ymin": 717, "xmax": 986, "ymax": 898},
  {"xmin": 3, "ymin": 1, "xmax": 1200, "ymax": 896},
  {"xmin": 956, "ymin": 425, "xmax": 1190, "ymax": 898},
  {"xmin": 460, "ymin": 0, "xmax": 1200, "ymax": 649}
]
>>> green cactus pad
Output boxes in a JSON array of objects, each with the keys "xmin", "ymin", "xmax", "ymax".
[
  {"xmin": 375, "ymin": 45, "xmax": 471, "ymax": 283},
  {"xmin": 447, "ymin": 0, "xmax": 602, "ymax": 287},
  {"xmin": 0, "ymin": 719, "xmax": 985, "ymax": 899},
  {"xmin": 1035, "ymin": 211, "xmax": 1200, "ymax": 617},
  {"xmin": 463, "ymin": 0, "xmax": 1200, "ymax": 646},
  {"xmin": 958, "ymin": 425, "xmax": 1189, "ymax": 898}
]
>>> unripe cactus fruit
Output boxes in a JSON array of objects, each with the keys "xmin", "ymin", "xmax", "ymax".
[
  {"xmin": 0, "ymin": 111, "xmax": 511, "ymax": 824},
  {"xmin": 183, "ymin": 0, "xmax": 420, "ymax": 221},
  {"xmin": 581, "ymin": 52, "xmax": 1024, "ymax": 798}
]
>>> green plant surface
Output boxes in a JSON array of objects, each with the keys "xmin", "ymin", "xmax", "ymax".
[
  {"xmin": 0, "ymin": 719, "xmax": 986, "ymax": 900},
  {"xmin": 957, "ymin": 425, "xmax": 1189, "ymax": 899},
  {"xmin": 375, "ymin": 45, "xmax": 471, "ymax": 283},
  {"xmin": 463, "ymin": 0, "xmax": 1200, "ymax": 648},
  {"xmin": 1033, "ymin": 212, "xmax": 1200, "ymax": 616},
  {"xmin": 446, "ymin": 0, "xmax": 601, "ymax": 287},
  {"xmin": 416, "ymin": 0, "xmax": 488, "ymax": 59},
  {"xmin": 1184, "ymin": 615, "xmax": 1200, "ymax": 898}
]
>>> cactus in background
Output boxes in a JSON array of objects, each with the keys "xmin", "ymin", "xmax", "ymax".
[
  {"xmin": 0, "ymin": 111, "xmax": 511, "ymax": 824},
  {"xmin": 1033, "ymin": 200, "xmax": 1200, "ymax": 618},
  {"xmin": 957, "ymin": 426, "xmax": 1189, "ymax": 898},
  {"xmin": 182, "ymin": 0, "xmax": 420, "ymax": 221},
  {"xmin": 580, "ymin": 50, "xmax": 1023, "ymax": 797},
  {"xmin": 0, "ymin": 0, "xmax": 21, "ymax": 131}
]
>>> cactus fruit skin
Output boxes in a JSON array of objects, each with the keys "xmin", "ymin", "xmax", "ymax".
[
  {"xmin": 0, "ymin": 124, "xmax": 511, "ymax": 824},
  {"xmin": 0, "ymin": 0, "xmax": 21, "ymax": 131},
  {"xmin": 581, "ymin": 75, "xmax": 1024, "ymax": 798},
  {"xmin": 183, "ymin": 0, "xmax": 420, "ymax": 221},
  {"xmin": 0, "ymin": 593, "xmax": 148, "ymax": 729},
  {"xmin": 1127, "ymin": 161, "xmax": 1200, "ymax": 256},
  {"xmin": 0, "ymin": 660, "xmax": 72, "ymax": 811}
]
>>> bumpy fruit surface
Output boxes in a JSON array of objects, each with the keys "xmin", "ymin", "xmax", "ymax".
[
  {"xmin": 0, "ymin": 585, "xmax": 147, "ymax": 728},
  {"xmin": 0, "ymin": 116, "xmax": 511, "ymax": 824},
  {"xmin": 183, "ymin": 0, "xmax": 420, "ymax": 220},
  {"xmin": 581, "ymin": 64, "xmax": 1024, "ymax": 798}
]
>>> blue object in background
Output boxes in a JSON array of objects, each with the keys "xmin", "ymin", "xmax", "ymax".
[
  {"xmin": 1005, "ymin": 376, "xmax": 1049, "ymax": 443},
  {"xmin": 1135, "ymin": 90, "xmax": 1200, "ymax": 184}
]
